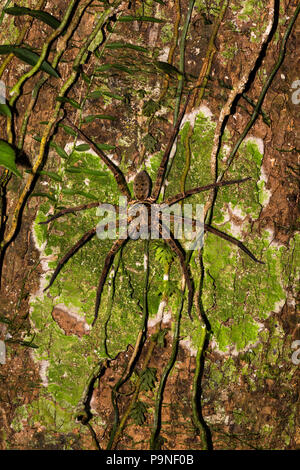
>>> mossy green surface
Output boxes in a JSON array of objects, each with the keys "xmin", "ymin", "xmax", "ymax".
[
  {"xmin": 1, "ymin": 0, "xmax": 296, "ymax": 450},
  {"xmin": 21, "ymin": 143, "xmax": 169, "ymax": 432},
  {"xmin": 20, "ymin": 113, "xmax": 292, "ymax": 430},
  {"xmin": 12, "ymin": 108, "xmax": 295, "ymax": 435},
  {"xmin": 165, "ymin": 112, "xmax": 291, "ymax": 354}
]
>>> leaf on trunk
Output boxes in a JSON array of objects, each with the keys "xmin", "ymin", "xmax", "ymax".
[
  {"xmin": 0, "ymin": 45, "xmax": 60, "ymax": 78},
  {"xmin": 0, "ymin": 140, "xmax": 21, "ymax": 177},
  {"xmin": 4, "ymin": 6, "xmax": 60, "ymax": 29}
]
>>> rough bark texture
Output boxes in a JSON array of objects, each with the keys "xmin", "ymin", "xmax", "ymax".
[{"xmin": 0, "ymin": 0, "xmax": 299, "ymax": 450}]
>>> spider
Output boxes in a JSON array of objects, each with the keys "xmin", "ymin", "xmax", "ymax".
[{"xmin": 40, "ymin": 98, "xmax": 263, "ymax": 325}]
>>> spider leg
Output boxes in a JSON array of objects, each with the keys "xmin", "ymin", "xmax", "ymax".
[
  {"xmin": 169, "ymin": 213, "xmax": 264, "ymax": 264},
  {"xmin": 160, "ymin": 222, "xmax": 194, "ymax": 321},
  {"xmin": 44, "ymin": 227, "xmax": 97, "ymax": 291},
  {"xmin": 93, "ymin": 237, "xmax": 129, "ymax": 327},
  {"xmin": 150, "ymin": 94, "xmax": 190, "ymax": 202},
  {"xmin": 39, "ymin": 201, "xmax": 116, "ymax": 225},
  {"xmin": 64, "ymin": 117, "xmax": 132, "ymax": 200},
  {"xmin": 164, "ymin": 177, "xmax": 250, "ymax": 206},
  {"xmin": 204, "ymin": 224, "xmax": 264, "ymax": 264}
]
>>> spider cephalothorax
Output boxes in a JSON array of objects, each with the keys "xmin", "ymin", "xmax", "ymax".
[
  {"xmin": 133, "ymin": 170, "xmax": 152, "ymax": 201},
  {"xmin": 41, "ymin": 101, "xmax": 263, "ymax": 325}
]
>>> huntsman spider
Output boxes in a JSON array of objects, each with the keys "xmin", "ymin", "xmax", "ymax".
[{"xmin": 40, "ymin": 98, "xmax": 263, "ymax": 325}]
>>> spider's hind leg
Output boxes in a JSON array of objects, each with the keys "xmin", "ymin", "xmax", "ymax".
[
  {"xmin": 93, "ymin": 237, "xmax": 129, "ymax": 327},
  {"xmin": 162, "ymin": 228, "xmax": 194, "ymax": 321},
  {"xmin": 204, "ymin": 223, "xmax": 264, "ymax": 264}
]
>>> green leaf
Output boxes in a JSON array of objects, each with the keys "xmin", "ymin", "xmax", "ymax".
[
  {"xmin": 130, "ymin": 400, "xmax": 148, "ymax": 425},
  {"xmin": 83, "ymin": 114, "xmax": 116, "ymax": 123},
  {"xmin": 118, "ymin": 16, "xmax": 164, "ymax": 23},
  {"xmin": 142, "ymin": 133, "xmax": 157, "ymax": 153},
  {"xmin": 106, "ymin": 42, "xmax": 148, "ymax": 53},
  {"xmin": 77, "ymin": 190, "xmax": 99, "ymax": 200},
  {"xmin": 0, "ymin": 315, "xmax": 11, "ymax": 325},
  {"xmin": 0, "ymin": 103, "xmax": 11, "ymax": 117},
  {"xmin": 61, "ymin": 188, "xmax": 98, "ymax": 200},
  {"xmin": 155, "ymin": 61, "xmax": 183, "ymax": 78},
  {"xmin": 0, "ymin": 46, "xmax": 60, "ymax": 78},
  {"xmin": 95, "ymin": 63, "xmax": 134, "ymax": 75},
  {"xmin": 74, "ymin": 144, "xmax": 90, "ymax": 151},
  {"xmin": 6, "ymin": 338, "xmax": 38, "ymax": 348},
  {"xmin": 61, "ymin": 188, "xmax": 77, "ymax": 196},
  {"xmin": 14, "ymin": 48, "xmax": 59, "ymax": 78},
  {"xmin": 64, "ymin": 167, "xmax": 82, "ymax": 174},
  {"xmin": 0, "ymin": 140, "xmax": 21, "ymax": 177},
  {"xmin": 142, "ymin": 99, "xmax": 160, "ymax": 117},
  {"xmin": 95, "ymin": 142, "xmax": 115, "ymax": 151},
  {"xmin": 50, "ymin": 142, "xmax": 68, "ymax": 159},
  {"xmin": 87, "ymin": 90, "xmax": 102, "ymax": 99},
  {"xmin": 4, "ymin": 7, "xmax": 60, "ymax": 29},
  {"xmin": 101, "ymin": 91, "xmax": 124, "ymax": 102},
  {"xmin": 88, "ymin": 90, "xmax": 124, "ymax": 101},
  {"xmin": 94, "ymin": 64, "xmax": 112, "ymax": 72},
  {"xmin": 0, "ymin": 45, "xmax": 14, "ymax": 54},
  {"xmin": 39, "ymin": 170, "xmax": 62, "ymax": 182},
  {"xmin": 81, "ymin": 169, "xmax": 107, "ymax": 177},
  {"xmin": 81, "ymin": 71, "xmax": 91, "ymax": 84},
  {"xmin": 153, "ymin": 329, "xmax": 167, "ymax": 348},
  {"xmin": 56, "ymin": 97, "xmax": 81, "ymax": 109},
  {"xmin": 31, "ymin": 192, "xmax": 57, "ymax": 202},
  {"xmin": 154, "ymin": 241, "xmax": 174, "ymax": 265},
  {"xmin": 140, "ymin": 368, "xmax": 157, "ymax": 391},
  {"xmin": 59, "ymin": 124, "xmax": 77, "ymax": 136},
  {"xmin": 111, "ymin": 63, "xmax": 134, "ymax": 74}
]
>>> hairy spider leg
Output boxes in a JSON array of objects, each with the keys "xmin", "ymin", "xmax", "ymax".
[
  {"xmin": 44, "ymin": 227, "xmax": 97, "ymax": 291},
  {"xmin": 163, "ymin": 177, "xmax": 251, "ymax": 206},
  {"xmin": 203, "ymin": 224, "xmax": 264, "ymax": 264},
  {"xmin": 93, "ymin": 237, "xmax": 129, "ymax": 327},
  {"xmin": 150, "ymin": 93, "xmax": 191, "ymax": 202},
  {"xmin": 159, "ymin": 221, "xmax": 194, "ymax": 321},
  {"xmin": 64, "ymin": 117, "xmax": 132, "ymax": 200},
  {"xmin": 169, "ymin": 213, "xmax": 264, "ymax": 264},
  {"xmin": 39, "ymin": 201, "xmax": 117, "ymax": 225}
]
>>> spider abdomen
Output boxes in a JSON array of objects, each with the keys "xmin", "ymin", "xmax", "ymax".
[{"xmin": 133, "ymin": 170, "xmax": 152, "ymax": 200}]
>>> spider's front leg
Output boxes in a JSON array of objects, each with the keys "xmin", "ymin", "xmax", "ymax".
[
  {"xmin": 39, "ymin": 201, "xmax": 117, "ymax": 225},
  {"xmin": 164, "ymin": 177, "xmax": 251, "ymax": 206},
  {"xmin": 64, "ymin": 117, "xmax": 132, "ymax": 200},
  {"xmin": 44, "ymin": 227, "xmax": 97, "ymax": 291},
  {"xmin": 150, "ymin": 95, "xmax": 190, "ymax": 203}
]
